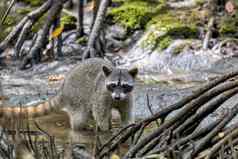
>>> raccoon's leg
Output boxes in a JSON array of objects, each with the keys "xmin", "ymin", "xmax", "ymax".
[
  {"xmin": 68, "ymin": 111, "xmax": 92, "ymax": 131},
  {"xmin": 92, "ymin": 103, "xmax": 112, "ymax": 131},
  {"xmin": 117, "ymin": 104, "xmax": 132, "ymax": 127}
]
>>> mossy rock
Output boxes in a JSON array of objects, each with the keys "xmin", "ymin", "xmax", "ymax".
[
  {"xmin": 17, "ymin": 0, "xmax": 44, "ymax": 7},
  {"xmin": 3, "ymin": 15, "xmax": 17, "ymax": 26},
  {"xmin": 16, "ymin": 7, "xmax": 33, "ymax": 15},
  {"xmin": 158, "ymin": 36, "xmax": 172, "ymax": 50},
  {"xmin": 31, "ymin": 15, "xmax": 46, "ymax": 33},
  {"xmin": 148, "ymin": 12, "xmax": 199, "ymax": 37},
  {"xmin": 108, "ymin": 0, "xmax": 157, "ymax": 31},
  {"xmin": 219, "ymin": 16, "xmax": 238, "ymax": 37},
  {"xmin": 195, "ymin": 0, "xmax": 206, "ymax": 5},
  {"xmin": 76, "ymin": 36, "xmax": 88, "ymax": 45},
  {"xmin": 0, "ymin": 15, "xmax": 18, "ymax": 41},
  {"xmin": 0, "ymin": 26, "xmax": 13, "ymax": 42},
  {"xmin": 31, "ymin": 14, "xmax": 76, "ymax": 33},
  {"xmin": 60, "ymin": 14, "xmax": 77, "ymax": 31},
  {"xmin": 141, "ymin": 12, "xmax": 199, "ymax": 50}
]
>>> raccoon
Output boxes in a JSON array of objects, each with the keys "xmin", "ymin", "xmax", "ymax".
[{"xmin": 0, "ymin": 58, "xmax": 138, "ymax": 131}]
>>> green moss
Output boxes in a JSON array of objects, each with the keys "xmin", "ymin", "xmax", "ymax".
[
  {"xmin": 31, "ymin": 13, "xmax": 76, "ymax": 33},
  {"xmin": 141, "ymin": 32, "xmax": 158, "ymax": 49},
  {"xmin": 219, "ymin": 16, "xmax": 238, "ymax": 36},
  {"xmin": 0, "ymin": 15, "xmax": 17, "ymax": 41},
  {"xmin": 112, "ymin": 0, "xmax": 125, "ymax": 2},
  {"xmin": 18, "ymin": 0, "xmax": 43, "ymax": 7},
  {"xmin": 16, "ymin": 7, "xmax": 33, "ymax": 15},
  {"xmin": 0, "ymin": 26, "xmax": 11, "ymax": 41},
  {"xmin": 108, "ymin": 1, "xmax": 155, "ymax": 30},
  {"xmin": 3, "ymin": 15, "xmax": 17, "ymax": 26},
  {"xmin": 148, "ymin": 12, "xmax": 198, "ymax": 36},
  {"xmin": 141, "ymin": 12, "xmax": 199, "ymax": 50},
  {"xmin": 31, "ymin": 15, "xmax": 46, "ymax": 32},
  {"xmin": 61, "ymin": 14, "xmax": 76, "ymax": 26},
  {"xmin": 158, "ymin": 36, "xmax": 172, "ymax": 50},
  {"xmin": 76, "ymin": 36, "xmax": 88, "ymax": 45},
  {"xmin": 195, "ymin": 0, "xmax": 205, "ymax": 5},
  {"xmin": 60, "ymin": 14, "xmax": 77, "ymax": 31}
]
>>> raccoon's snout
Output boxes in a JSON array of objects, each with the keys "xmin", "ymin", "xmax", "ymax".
[{"xmin": 112, "ymin": 92, "xmax": 126, "ymax": 100}]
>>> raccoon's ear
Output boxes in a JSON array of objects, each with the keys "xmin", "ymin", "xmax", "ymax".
[
  {"xmin": 129, "ymin": 68, "xmax": 138, "ymax": 78},
  {"xmin": 102, "ymin": 66, "xmax": 112, "ymax": 77}
]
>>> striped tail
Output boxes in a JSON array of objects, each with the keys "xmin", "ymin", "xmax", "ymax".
[{"xmin": 0, "ymin": 95, "xmax": 62, "ymax": 118}]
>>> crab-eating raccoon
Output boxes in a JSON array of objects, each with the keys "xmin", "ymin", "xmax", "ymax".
[{"xmin": 0, "ymin": 58, "xmax": 138, "ymax": 131}]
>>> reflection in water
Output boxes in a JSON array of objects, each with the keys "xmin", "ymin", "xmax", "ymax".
[{"xmin": 0, "ymin": 110, "xmax": 127, "ymax": 158}]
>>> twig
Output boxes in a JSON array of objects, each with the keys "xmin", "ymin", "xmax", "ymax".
[
  {"xmin": 21, "ymin": 0, "xmax": 64, "ymax": 69},
  {"xmin": 124, "ymin": 80, "xmax": 238, "ymax": 158},
  {"xmin": 1, "ymin": 0, "xmax": 16, "ymax": 25},
  {"xmin": 0, "ymin": 0, "xmax": 53, "ymax": 51},
  {"xmin": 174, "ymin": 87, "xmax": 238, "ymax": 136},
  {"xmin": 189, "ymin": 105, "xmax": 238, "ymax": 159},
  {"xmin": 98, "ymin": 123, "xmax": 135, "ymax": 154},
  {"xmin": 100, "ymin": 71, "xmax": 238, "ymax": 158},
  {"xmin": 148, "ymin": 117, "xmax": 222, "ymax": 155},
  {"xmin": 206, "ymin": 128, "xmax": 238, "ymax": 159},
  {"xmin": 146, "ymin": 94, "xmax": 160, "ymax": 127},
  {"xmin": 203, "ymin": 17, "xmax": 214, "ymax": 49}
]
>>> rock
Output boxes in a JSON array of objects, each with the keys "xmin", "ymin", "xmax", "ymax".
[
  {"xmin": 0, "ymin": 127, "xmax": 16, "ymax": 159},
  {"xmin": 119, "ymin": 32, "xmax": 237, "ymax": 80},
  {"xmin": 72, "ymin": 144, "xmax": 93, "ymax": 159},
  {"xmin": 106, "ymin": 24, "xmax": 127, "ymax": 40}
]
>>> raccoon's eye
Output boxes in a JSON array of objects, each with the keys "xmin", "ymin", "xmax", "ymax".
[
  {"xmin": 107, "ymin": 84, "xmax": 117, "ymax": 91},
  {"xmin": 122, "ymin": 85, "xmax": 133, "ymax": 92}
]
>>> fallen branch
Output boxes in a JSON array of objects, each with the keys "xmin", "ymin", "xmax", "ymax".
[
  {"xmin": 0, "ymin": 0, "xmax": 53, "ymax": 51},
  {"xmin": 83, "ymin": 0, "xmax": 110, "ymax": 59},
  {"xmin": 148, "ymin": 117, "xmax": 222, "ymax": 156},
  {"xmin": 206, "ymin": 128, "xmax": 238, "ymax": 159},
  {"xmin": 1, "ymin": 0, "xmax": 16, "ymax": 25},
  {"xmin": 20, "ymin": 0, "xmax": 64, "ymax": 69},
  {"xmin": 218, "ymin": 38, "xmax": 238, "ymax": 54},
  {"xmin": 174, "ymin": 87, "xmax": 238, "ymax": 136},
  {"xmin": 203, "ymin": 17, "xmax": 215, "ymax": 49},
  {"xmin": 99, "ymin": 70, "xmax": 238, "ymax": 157},
  {"xmin": 124, "ymin": 80, "xmax": 238, "ymax": 158},
  {"xmin": 189, "ymin": 105, "xmax": 238, "ymax": 159}
]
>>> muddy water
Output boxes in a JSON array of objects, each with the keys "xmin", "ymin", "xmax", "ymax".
[{"xmin": 0, "ymin": 74, "xmax": 202, "ymax": 158}]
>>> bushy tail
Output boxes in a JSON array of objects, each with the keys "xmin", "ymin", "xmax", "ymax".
[{"xmin": 0, "ymin": 95, "xmax": 62, "ymax": 118}]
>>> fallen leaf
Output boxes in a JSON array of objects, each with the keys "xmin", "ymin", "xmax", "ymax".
[
  {"xmin": 48, "ymin": 75, "xmax": 64, "ymax": 82},
  {"xmin": 111, "ymin": 154, "xmax": 120, "ymax": 159},
  {"xmin": 51, "ymin": 25, "xmax": 64, "ymax": 39},
  {"xmin": 218, "ymin": 132, "xmax": 225, "ymax": 138},
  {"xmin": 0, "ymin": 96, "xmax": 9, "ymax": 100}
]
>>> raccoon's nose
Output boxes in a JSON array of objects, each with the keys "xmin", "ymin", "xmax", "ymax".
[
  {"xmin": 114, "ymin": 95, "xmax": 121, "ymax": 100},
  {"xmin": 112, "ymin": 92, "xmax": 121, "ymax": 100}
]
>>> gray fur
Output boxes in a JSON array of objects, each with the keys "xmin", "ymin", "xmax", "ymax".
[{"xmin": 59, "ymin": 58, "xmax": 137, "ymax": 131}]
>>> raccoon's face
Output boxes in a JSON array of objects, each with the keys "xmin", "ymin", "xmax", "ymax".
[{"xmin": 103, "ymin": 66, "xmax": 138, "ymax": 101}]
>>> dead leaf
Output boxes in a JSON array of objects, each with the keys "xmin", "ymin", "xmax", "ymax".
[
  {"xmin": 218, "ymin": 132, "xmax": 225, "ymax": 138},
  {"xmin": 0, "ymin": 96, "xmax": 9, "ymax": 101},
  {"xmin": 51, "ymin": 25, "xmax": 64, "ymax": 39},
  {"xmin": 111, "ymin": 154, "xmax": 120, "ymax": 159},
  {"xmin": 48, "ymin": 75, "xmax": 64, "ymax": 82}
]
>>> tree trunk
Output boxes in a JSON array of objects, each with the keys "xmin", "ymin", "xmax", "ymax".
[
  {"xmin": 20, "ymin": 0, "xmax": 64, "ymax": 69},
  {"xmin": 83, "ymin": 0, "xmax": 109, "ymax": 59},
  {"xmin": 0, "ymin": 0, "xmax": 53, "ymax": 53},
  {"xmin": 77, "ymin": 0, "xmax": 84, "ymax": 37},
  {"xmin": 91, "ymin": 0, "xmax": 100, "ymax": 30},
  {"xmin": 64, "ymin": 0, "xmax": 73, "ymax": 9}
]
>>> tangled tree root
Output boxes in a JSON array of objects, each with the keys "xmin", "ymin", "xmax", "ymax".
[{"xmin": 98, "ymin": 70, "xmax": 238, "ymax": 159}]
